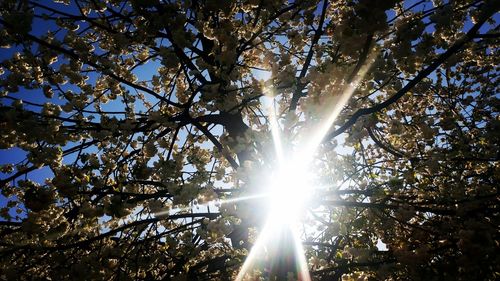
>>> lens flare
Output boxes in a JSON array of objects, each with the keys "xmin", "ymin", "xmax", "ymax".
[{"xmin": 236, "ymin": 51, "xmax": 377, "ymax": 280}]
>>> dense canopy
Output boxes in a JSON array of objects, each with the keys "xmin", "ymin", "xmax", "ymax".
[{"xmin": 0, "ymin": 0, "xmax": 499, "ymax": 280}]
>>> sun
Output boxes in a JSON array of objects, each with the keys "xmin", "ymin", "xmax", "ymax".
[{"xmin": 267, "ymin": 160, "xmax": 313, "ymax": 225}]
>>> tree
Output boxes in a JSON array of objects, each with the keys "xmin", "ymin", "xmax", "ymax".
[{"xmin": 0, "ymin": 0, "xmax": 498, "ymax": 280}]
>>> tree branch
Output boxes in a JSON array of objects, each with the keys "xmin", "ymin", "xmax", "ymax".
[
  {"xmin": 323, "ymin": 10, "xmax": 494, "ymax": 142},
  {"xmin": 289, "ymin": 0, "xmax": 329, "ymax": 111},
  {"xmin": 191, "ymin": 120, "xmax": 239, "ymax": 170},
  {"xmin": 0, "ymin": 18, "xmax": 183, "ymax": 108}
]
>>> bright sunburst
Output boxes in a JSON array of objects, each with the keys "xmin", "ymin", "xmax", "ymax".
[{"xmin": 235, "ymin": 53, "xmax": 376, "ymax": 280}]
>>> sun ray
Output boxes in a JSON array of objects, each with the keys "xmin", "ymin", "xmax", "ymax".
[
  {"xmin": 267, "ymin": 95, "xmax": 285, "ymax": 164},
  {"xmin": 300, "ymin": 52, "xmax": 378, "ymax": 158},
  {"xmin": 291, "ymin": 225, "xmax": 312, "ymax": 281},
  {"xmin": 152, "ymin": 193, "xmax": 270, "ymax": 218},
  {"xmin": 235, "ymin": 217, "xmax": 275, "ymax": 281}
]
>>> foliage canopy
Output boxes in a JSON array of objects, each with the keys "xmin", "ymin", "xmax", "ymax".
[{"xmin": 0, "ymin": 0, "xmax": 499, "ymax": 280}]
